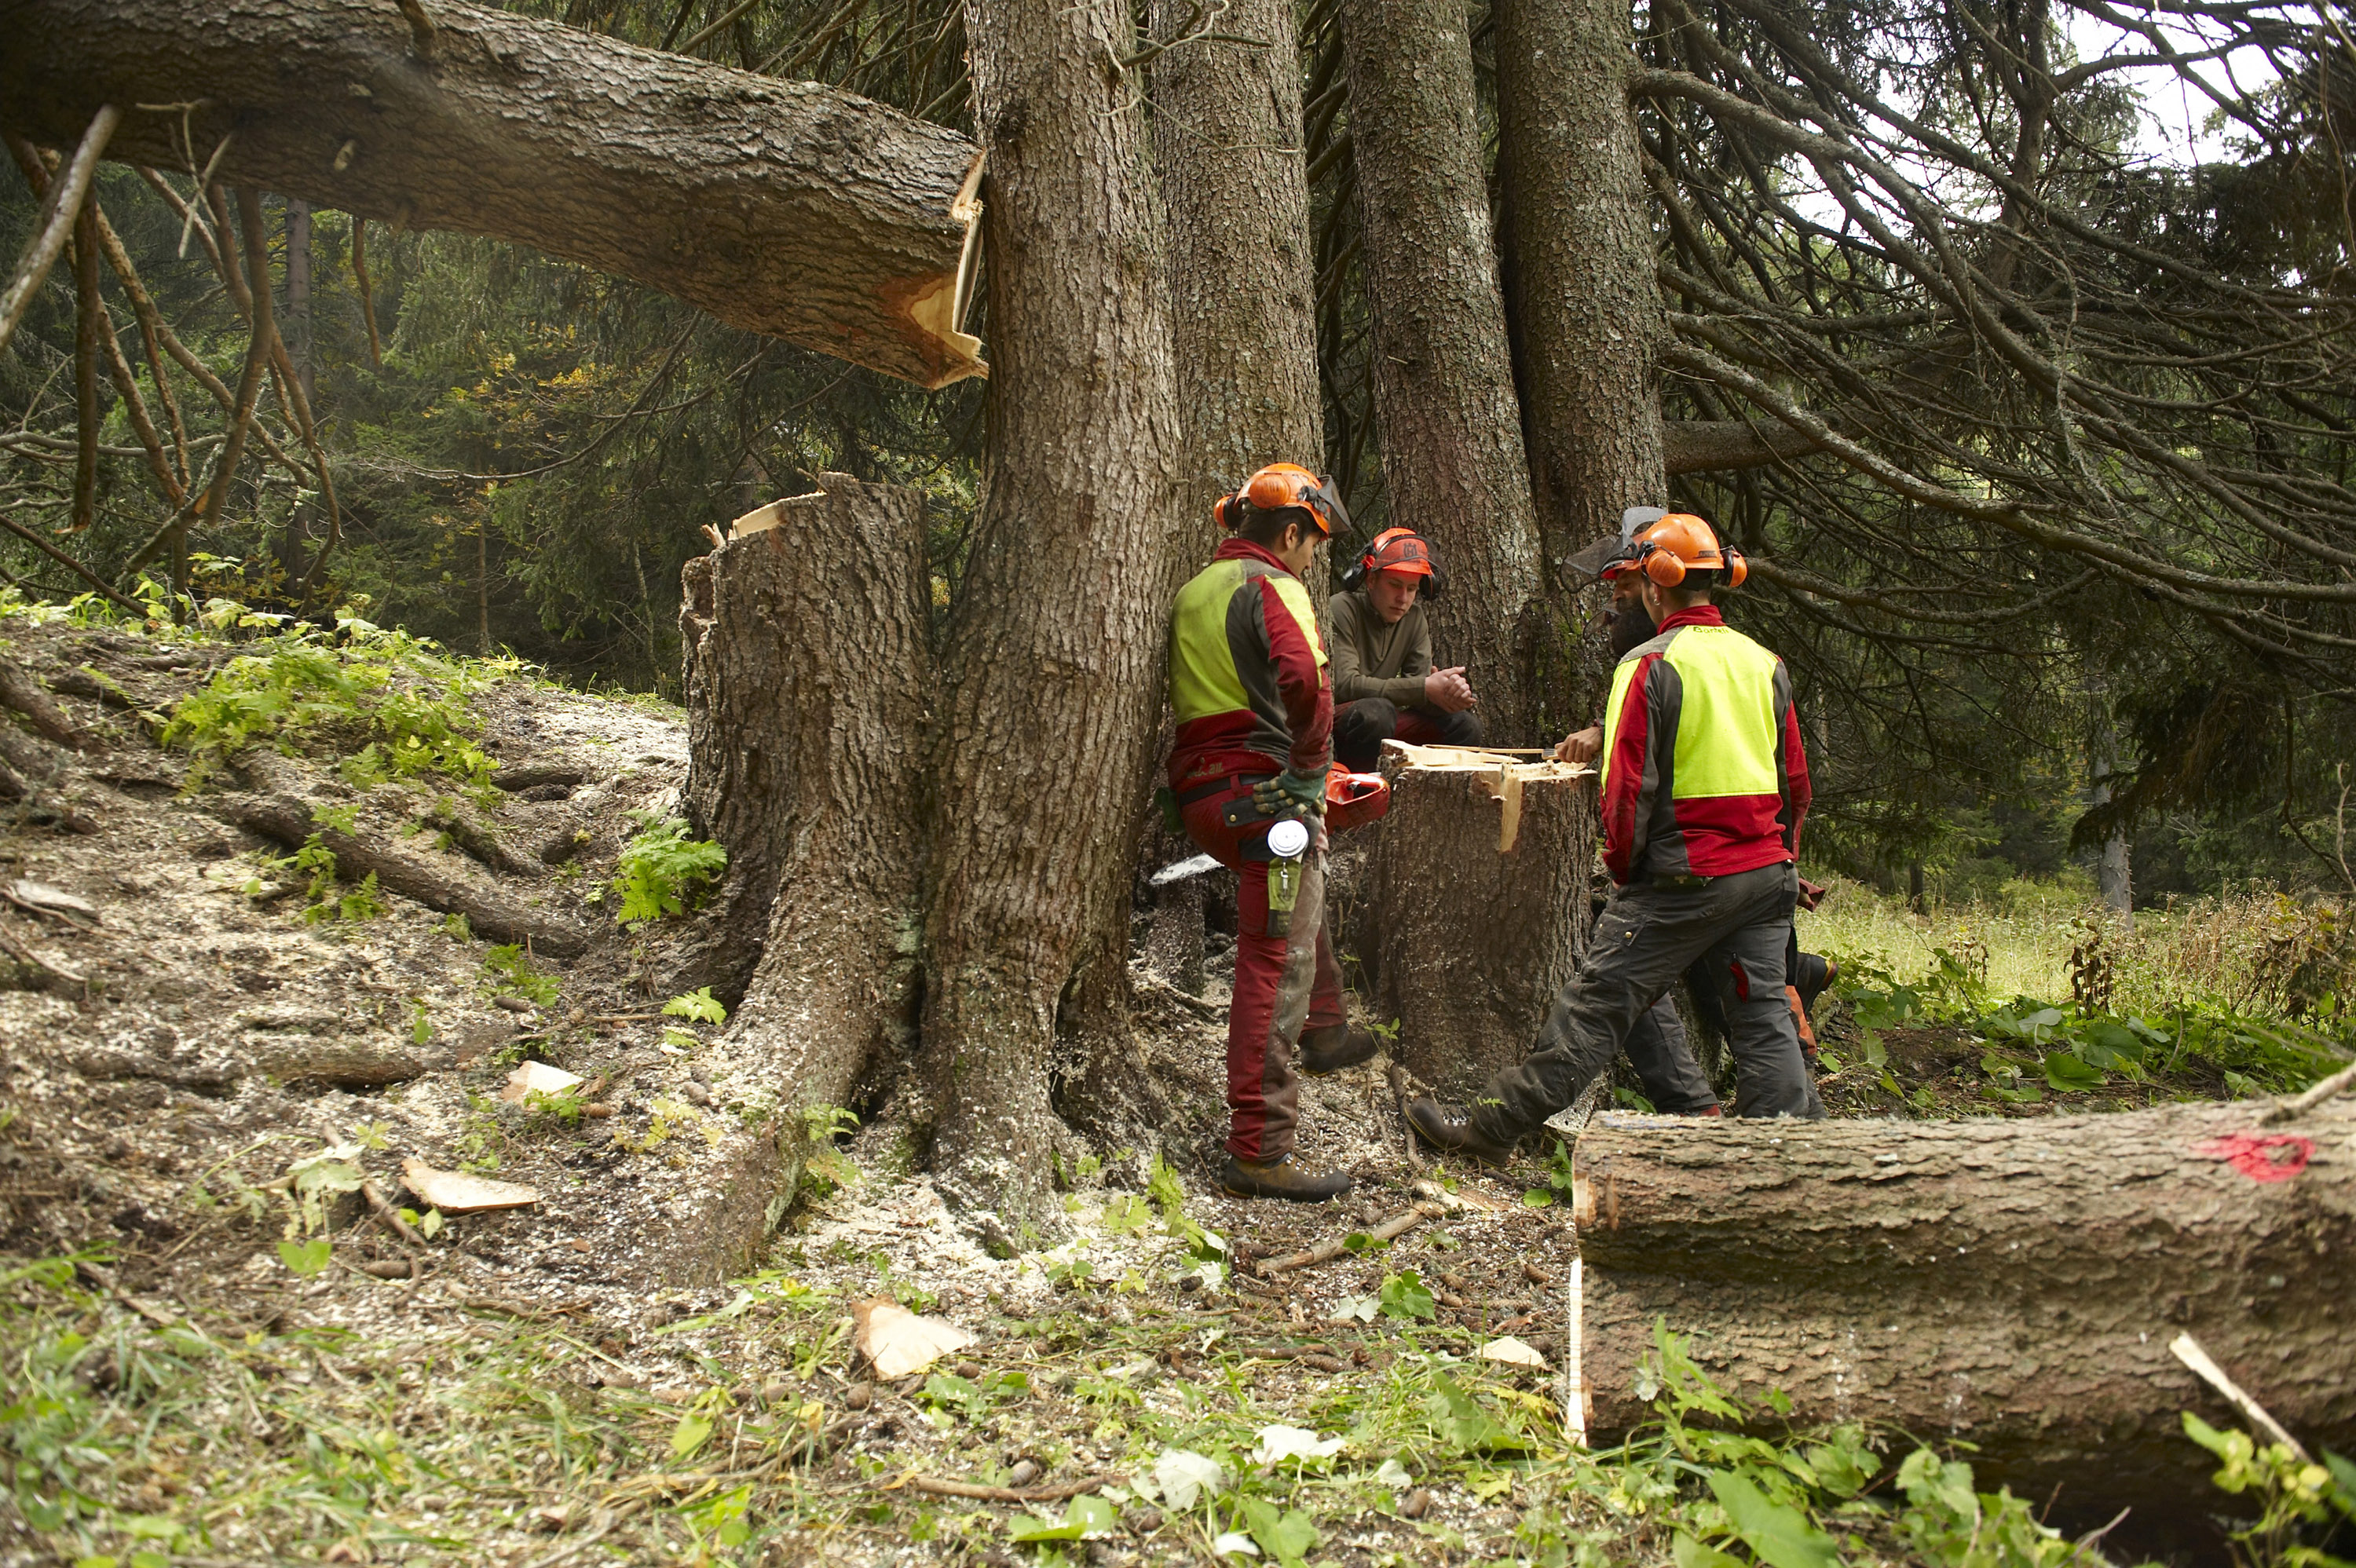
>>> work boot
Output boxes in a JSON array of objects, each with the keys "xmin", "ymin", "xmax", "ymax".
[
  {"xmin": 1298, "ymin": 1024, "xmax": 1380, "ymax": 1076},
  {"xmin": 1404, "ymin": 1098, "xmax": 1519, "ymax": 1167},
  {"xmin": 1222, "ymin": 1153, "xmax": 1353, "ymax": 1204}
]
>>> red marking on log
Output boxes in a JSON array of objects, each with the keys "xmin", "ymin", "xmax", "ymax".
[{"xmin": 2196, "ymin": 1133, "xmax": 2314, "ymax": 1182}]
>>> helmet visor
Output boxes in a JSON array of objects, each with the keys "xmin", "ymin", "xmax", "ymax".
[{"xmin": 1301, "ymin": 476, "xmax": 1352, "ymax": 539}]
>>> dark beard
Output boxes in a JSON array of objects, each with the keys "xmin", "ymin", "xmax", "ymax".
[{"xmin": 1606, "ymin": 603, "xmax": 1656, "ymax": 658}]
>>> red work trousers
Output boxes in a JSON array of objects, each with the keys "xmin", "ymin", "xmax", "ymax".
[{"xmin": 1180, "ymin": 781, "xmax": 1346, "ymax": 1161}]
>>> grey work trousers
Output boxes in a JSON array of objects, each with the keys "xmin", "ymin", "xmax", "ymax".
[
  {"xmin": 1621, "ymin": 994, "xmax": 1721, "ymax": 1114},
  {"xmin": 1480, "ymin": 861, "xmax": 1824, "ymax": 1137}
]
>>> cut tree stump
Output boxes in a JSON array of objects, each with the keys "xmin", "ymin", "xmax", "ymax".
[
  {"xmin": 0, "ymin": 0, "xmax": 985, "ymax": 387},
  {"xmin": 1569, "ymin": 1096, "xmax": 2356, "ymax": 1540},
  {"xmin": 1361, "ymin": 743, "xmax": 1593, "ymax": 1097}
]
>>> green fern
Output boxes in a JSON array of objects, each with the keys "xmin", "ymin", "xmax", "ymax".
[{"xmin": 612, "ymin": 816, "xmax": 727, "ymax": 927}]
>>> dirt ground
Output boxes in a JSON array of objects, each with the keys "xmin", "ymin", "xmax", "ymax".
[{"xmin": 0, "ymin": 610, "xmax": 2288, "ymax": 1568}]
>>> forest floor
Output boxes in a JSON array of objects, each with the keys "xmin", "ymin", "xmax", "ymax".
[{"xmin": 0, "ymin": 606, "xmax": 2346, "ymax": 1568}]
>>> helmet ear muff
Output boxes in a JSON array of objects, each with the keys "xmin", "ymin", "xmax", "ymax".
[
  {"xmin": 1642, "ymin": 544, "xmax": 1687, "ymax": 587},
  {"xmin": 1723, "ymin": 548, "xmax": 1747, "ymax": 589}
]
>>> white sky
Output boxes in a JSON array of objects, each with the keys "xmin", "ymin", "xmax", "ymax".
[{"xmin": 2062, "ymin": 7, "xmax": 2285, "ymax": 169}]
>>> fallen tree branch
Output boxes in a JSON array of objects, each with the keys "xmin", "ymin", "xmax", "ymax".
[
  {"xmin": 2170, "ymin": 1332, "xmax": 2312, "ymax": 1463},
  {"xmin": 0, "ymin": 103, "xmax": 119, "ymax": 358},
  {"xmin": 0, "ymin": 656, "xmax": 88, "ymax": 747},
  {"xmin": 889, "ymin": 1472, "xmax": 1124, "ymax": 1504},
  {"xmin": 2261, "ymin": 1060, "xmax": 2356, "ymax": 1126},
  {"xmin": 215, "ymin": 792, "xmax": 591, "ymax": 958},
  {"xmin": 1257, "ymin": 1201, "xmax": 1442, "ymax": 1277},
  {"xmin": 360, "ymin": 1180, "xmax": 430, "ymax": 1251},
  {"xmin": 0, "ymin": 512, "xmax": 145, "ymax": 614}
]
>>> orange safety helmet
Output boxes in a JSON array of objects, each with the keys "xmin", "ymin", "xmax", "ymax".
[
  {"xmin": 1214, "ymin": 463, "xmax": 1353, "ymax": 539},
  {"xmin": 1632, "ymin": 513, "xmax": 1748, "ymax": 590},
  {"xmin": 1325, "ymin": 765, "xmax": 1391, "ymax": 832}
]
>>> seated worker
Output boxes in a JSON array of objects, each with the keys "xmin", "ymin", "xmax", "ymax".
[
  {"xmin": 1326, "ymin": 528, "xmax": 1482, "ymax": 772},
  {"xmin": 1560, "ymin": 511, "xmax": 1836, "ymax": 1080},
  {"xmin": 1409, "ymin": 512, "xmax": 1824, "ymax": 1164},
  {"xmin": 1168, "ymin": 464, "xmax": 1382, "ymax": 1204}
]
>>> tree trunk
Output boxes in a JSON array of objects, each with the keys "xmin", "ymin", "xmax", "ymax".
[
  {"xmin": 1148, "ymin": 0, "xmax": 1323, "ymax": 504},
  {"xmin": 2089, "ymin": 693, "xmax": 2133, "ymax": 923},
  {"xmin": 676, "ymin": 477, "xmax": 931, "ymax": 1015},
  {"xmin": 0, "ymin": 0, "xmax": 985, "ymax": 388},
  {"xmin": 1493, "ymin": 0, "xmax": 1661, "ymax": 739},
  {"xmin": 675, "ymin": 477, "xmax": 934, "ymax": 1124},
  {"xmin": 1336, "ymin": 0, "xmax": 1546, "ymax": 742},
  {"xmin": 1363, "ymin": 745, "xmax": 1593, "ymax": 1096},
  {"xmin": 1570, "ymin": 1098, "xmax": 2356, "ymax": 1542},
  {"xmin": 916, "ymin": 0, "xmax": 1183, "ymax": 1248}
]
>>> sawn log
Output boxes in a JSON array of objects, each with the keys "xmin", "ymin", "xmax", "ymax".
[
  {"xmin": 1570, "ymin": 1097, "xmax": 2356, "ymax": 1537},
  {"xmin": 0, "ymin": 0, "xmax": 986, "ymax": 387}
]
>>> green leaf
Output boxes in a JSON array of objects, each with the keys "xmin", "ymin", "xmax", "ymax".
[
  {"xmin": 1706, "ymin": 1469, "xmax": 1838, "ymax": 1568},
  {"xmin": 1008, "ymin": 1513, "xmax": 1079, "ymax": 1542},
  {"xmin": 1425, "ymin": 1371, "xmax": 1533, "ymax": 1454},
  {"xmin": 2322, "ymin": 1448, "xmax": 2356, "ymax": 1515},
  {"xmin": 1010, "ymin": 1495, "xmax": 1120, "ymax": 1543},
  {"xmin": 1378, "ymin": 1269, "xmax": 1436, "ymax": 1321},
  {"xmin": 1521, "ymin": 1188, "xmax": 1554, "ymax": 1208},
  {"xmin": 671, "ymin": 1411, "xmax": 714, "ymax": 1459},
  {"xmin": 663, "ymin": 986, "xmax": 728, "ymax": 1025},
  {"xmin": 1240, "ymin": 1499, "xmax": 1319, "ymax": 1567},
  {"xmin": 2042, "ymin": 1051, "xmax": 2105, "ymax": 1091},
  {"xmin": 1671, "ymin": 1533, "xmax": 1748, "ymax": 1568},
  {"xmin": 276, "ymin": 1237, "xmax": 331, "ymax": 1276}
]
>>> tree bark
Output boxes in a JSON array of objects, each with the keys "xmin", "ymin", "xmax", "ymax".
[
  {"xmin": 1148, "ymin": 0, "xmax": 1323, "ymax": 504},
  {"xmin": 1363, "ymin": 746, "xmax": 1593, "ymax": 1096},
  {"xmin": 1493, "ymin": 0, "xmax": 1662, "ymax": 735},
  {"xmin": 1571, "ymin": 1098, "xmax": 2356, "ymax": 1537},
  {"xmin": 678, "ymin": 477, "xmax": 932, "ymax": 1115},
  {"xmin": 1663, "ymin": 418, "xmax": 1830, "ymax": 477},
  {"xmin": 1336, "ymin": 0, "xmax": 1546, "ymax": 743},
  {"xmin": 0, "ymin": 0, "xmax": 986, "ymax": 389},
  {"xmin": 917, "ymin": 0, "xmax": 1183, "ymax": 1248}
]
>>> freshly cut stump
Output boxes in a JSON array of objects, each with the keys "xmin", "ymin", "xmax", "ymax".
[
  {"xmin": 1362, "ymin": 743, "xmax": 1592, "ymax": 1097},
  {"xmin": 1570, "ymin": 1098, "xmax": 2356, "ymax": 1540}
]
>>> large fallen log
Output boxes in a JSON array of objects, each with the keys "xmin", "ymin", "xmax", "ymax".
[
  {"xmin": 218, "ymin": 792, "xmax": 590, "ymax": 959},
  {"xmin": 0, "ymin": 0, "xmax": 986, "ymax": 388},
  {"xmin": 1571, "ymin": 1095, "xmax": 2356, "ymax": 1540},
  {"xmin": 1360, "ymin": 744, "xmax": 1593, "ymax": 1095}
]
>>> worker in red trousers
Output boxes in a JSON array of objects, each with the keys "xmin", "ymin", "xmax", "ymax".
[{"xmin": 1166, "ymin": 464, "xmax": 1379, "ymax": 1204}]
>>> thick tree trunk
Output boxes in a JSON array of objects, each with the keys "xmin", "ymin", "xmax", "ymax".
[
  {"xmin": 1493, "ymin": 0, "xmax": 1661, "ymax": 738},
  {"xmin": 1571, "ymin": 1098, "xmax": 2356, "ymax": 1539},
  {"xmin": 675, "ymin": 477, "xmax": 933, "ymax": 1124},
  {"xmin": 0, "ymin": 0, "xmax": 985, "ymax": 388},
  {"xmin": 917, "ymin": 0, "xmax": 1183, "ymax": 1248},
  {"xmin": 1335, "ymin": 0, "xmax": 1546, "ymax": 743},
  {"xmin": 678, "ymin": 478, "xmax": 931, "ymax": 1054},
  {"xmin": 1149, "ymin": 0, "xmax": 1323, "ymax": 503},
  {"xmin": 1363, "ymin": 745, "xmax": 1593, "ymax": 1096}
]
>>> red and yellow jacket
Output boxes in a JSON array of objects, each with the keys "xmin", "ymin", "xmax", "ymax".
[
  {"xmin": 1166, "ymin": 538, "xmax": 1331, "ymax": 788},
  {"xmin": 1599, "ymin": 605, "xmax": 1809, "ymax": 885}
]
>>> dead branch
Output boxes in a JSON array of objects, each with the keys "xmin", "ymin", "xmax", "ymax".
[
  {"xmin": 893, "ymin": 1473, "xmax": 1124, "ymax": 1504},
  {"xmin": 1256, "ymin": 1201, "xmax": 1443, "ymax": 1277},
  {"xmin": 70, "ymin": 205, "xmax": 101, "ymax": 535},
  {"xmin": 0, "ymin": 103, "xmax": 119, "ymax": 358},
  {"xmin": 181, "ymin": 187, "xmax": 275, "ymax": 605},
  {"xmin": 350, "ymin": 217, "xmax": 382, "ymax": 368},
  {"xmin": 0, "ymin": 513, "xmax": 145, "ymax": 613},
  {"xmin": 0, "ymin": 656, "xmax": 90, "ymax": 747}
]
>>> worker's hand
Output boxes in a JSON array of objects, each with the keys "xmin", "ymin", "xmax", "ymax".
[
  {"xmin": 1797, "ymin": 875, "xmax": 1827, "ymax": 912},
  {"xmin": 1253, "ymin": 769, "xmax": 1327, "ymax": 819},
  {"xmin": 1423, "ymin": 667, "xmax": 1476, "ymax": 713},
  {"xmin": 1556, "ymin": 726, "xmax": 1604, "ymax": 766}
]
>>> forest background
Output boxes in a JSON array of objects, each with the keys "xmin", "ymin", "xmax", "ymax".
[{"xmin": 3, "ymin": 0, "xmax": 2355, "ymax": 916}]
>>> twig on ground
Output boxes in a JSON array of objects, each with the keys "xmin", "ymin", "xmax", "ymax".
[
  {"xmin": 2261, "ymin": 1060, "xmax": 2356, "ymax": 1126},
  {"xmin": 1257, "ymin": 1201, "xmax": 1443, "ymax": 1277},
  {"xmin": 2170, "ymin": 1332, "xmax": 2312, "ymax": 1461},
  {"xmin": 889, "ymin": 1472, "xmax": 1125, "ymax": 1504},
  {"xmin": 361, "ymin": 1179, "xmax": 430, "ymax": 1250}
]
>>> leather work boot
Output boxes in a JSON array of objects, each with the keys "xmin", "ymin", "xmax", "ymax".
[
  {"xmin": 1297, "ymin": 1024, "xmax": 1381, "ymax": 1076},
  {"xmin": 1404, "ymin": 1098, "xmax": 1519, "ymax": 1167},
  {"xmin": 1222, "ymin": 1153, "xmax": 1354, "ymax": 1203}
]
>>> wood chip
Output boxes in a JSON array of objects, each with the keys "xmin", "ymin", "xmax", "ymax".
[
  {"xmin": 499, "ymin": 1062, "xmax": 584, "ymax": 1104},
  {"xmin": 853, "ymin": 1296, "xmax": 974, "ymax": 1380},
  {"xmin": 400, "ymin": 1157, "xmax": 540, "ymax": 1213},
  {"xmin": 1480, "ymin": 1336, "xmax": 1549, "ymax": 1369}
]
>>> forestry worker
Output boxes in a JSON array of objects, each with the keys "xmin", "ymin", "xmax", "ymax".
[
  {"xmin": 1165, "ymin": 464, "xmax": 1383, "ymax": 1204},
  {"xmin": 1407, "ymin": 513, "xmax": 1826, "ymax": 1165},
  {"xmin": 1324, "ymin": 527, "xmax": 1483, "ymax": 772}
]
